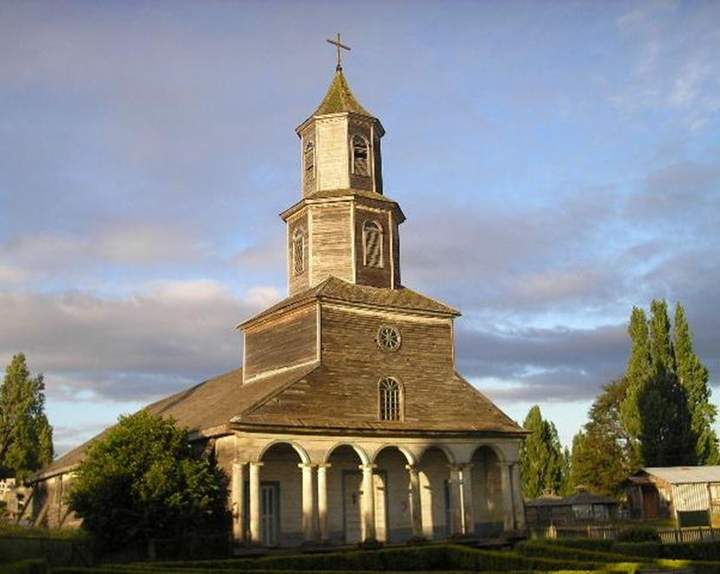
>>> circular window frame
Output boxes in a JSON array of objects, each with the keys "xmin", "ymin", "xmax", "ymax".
[{"xmin": 376, "ymin": 325, "xmax": 402, "ymax": 352}]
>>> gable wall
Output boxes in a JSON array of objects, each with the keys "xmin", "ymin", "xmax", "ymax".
[{"xmin": 243, "ymin": 304, "xmax": 318, "ymax": 383}]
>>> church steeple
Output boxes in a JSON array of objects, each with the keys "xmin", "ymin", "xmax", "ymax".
[{"xmin": 282, "ymin": 44, "xmax": 402, "ymax": 296}]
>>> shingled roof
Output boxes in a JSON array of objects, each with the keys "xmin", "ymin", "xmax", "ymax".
[
  {"xmin": 313, "ymin": 69, "xmax": 373, "ymax": 117},
  {"xmin": 34, "ymin": 364, "xmax": 319, "ymax": 480},
  {"xmin": 238, "ymin": 277, "xmax": 460, "ymax": 329}
]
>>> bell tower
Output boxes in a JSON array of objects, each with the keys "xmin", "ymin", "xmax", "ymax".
[{"xmin": 281, "ymin": 40, "xmax": 404, "ymax": 296}]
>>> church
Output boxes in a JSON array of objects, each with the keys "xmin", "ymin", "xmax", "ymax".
[{"xmin": 31, "ymin": 44, "xmax": 527, "ymax": 547}]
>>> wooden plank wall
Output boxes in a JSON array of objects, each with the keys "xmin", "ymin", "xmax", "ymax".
[
  {"xmin": 244, "ymin": 304, "xmax": 317, "ymax": 382},
  {"xmin": 309, "ymin": 203, "xmax": 353, "ymax": 284}
]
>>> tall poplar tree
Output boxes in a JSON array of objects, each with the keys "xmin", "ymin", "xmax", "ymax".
[
  {"xmin": 0, "ymin": 354, "xmax": 54, "ymax": 480},
  {"xmin": 674, "ymin": 304, "xmax": 719, "ymax": 464},
  {"xmin": 621, "ymin": 301, "xmax": 695, "ymax": 467},
  {"xmin": 519, "ymin": 405, "xmax": 566, "ymax": 498}
]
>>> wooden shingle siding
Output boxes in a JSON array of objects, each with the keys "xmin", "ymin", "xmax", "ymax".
[
  {"xmin": 349, "ymin": 123, "xmax": 374, "ymax": 192},
  {"xmin": 354, "ymin": 205, "xmax": 393, "ymax": 289},
  {"xmin": 244, "ymin": 304, "xmax": 317, "ymax": 382},
  {"xmin": 316, "ymin": 116, "xmax": 349, "ymax": 191},
  {"xmin": 309, "ymin": 202, "xmax": 353, "ymax": 284},
  {"xmin": 288, "ymin": 210, "xmax": 309, "ymax": 296}
]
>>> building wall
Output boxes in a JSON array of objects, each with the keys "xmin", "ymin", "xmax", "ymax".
[
  {"xmin": 315, "ymin": 116, "xmax": 349, "ymax": 191},
  {"xmin": 287, "ymin": 210, "xmax": 309, "ymax": 295},
  {"xmin": 472, "ymin": 446, "xmax": 504, "ymax": 535},
  {"xmin": 353, "ymin": 205, "xmax": 394, "ymax": 289},
  {"xmin": 243, "ymin": 304, "xmax": 317, "ymax": 382},
  {"xmin": 308, "ymin": 202, "xmax": 354, "ymax": 285}
]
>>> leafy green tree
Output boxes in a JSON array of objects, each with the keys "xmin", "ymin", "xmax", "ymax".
[
  {"xmin": 571, "ymin": 379, "xmax": 634, "ymax": 497},
  {"xmin": 674, "ymin": 304, "xmax": 719, "ymax": 464},
  {"xmin": 68, "ymin": 411, "xmax": 228, "ymax": 552},
  {"xmin": 519, "ymin": 405, "xmax": 566, "ymax": 498},
  {"xmin": 621, "ymin": 301, "xmax": 696, "ymax": 467},
  {"xmin": 0, "ymin": 353, "xmax": 54, "ymax": 480}
]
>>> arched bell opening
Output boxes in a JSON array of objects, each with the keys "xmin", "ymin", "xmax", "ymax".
[{"xmin": 470, "ymin": 445, "xmax": 505, "ymax": 538}]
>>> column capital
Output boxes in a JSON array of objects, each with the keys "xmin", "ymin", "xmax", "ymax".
[
  {"xmin": 250, "ymin": 461, "xmax": 264, "ymax": 467},
  {"xmin": 317, "ymin": 463, "xmax": 332, "ymax": 469},
  {"xmin": 298, "ymin": 462, "xmax": 316, "ymax": 469},
  {"xmin": 359, "ymin": 463, "xmax": 377, "ymax": 471},
  {"xmin": 404, "ymin": 464, "xmax": 418, "ymax": 473}
]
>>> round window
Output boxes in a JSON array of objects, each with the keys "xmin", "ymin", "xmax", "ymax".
[{"xmin": 377, "ymin": 325, "xmax": 402, "ymax": 352}]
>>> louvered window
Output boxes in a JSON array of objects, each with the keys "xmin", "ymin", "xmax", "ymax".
[
  {"xmin": 351, "ymin": 135, "xmax": 370, "ymax": 176},
  {"xmin": 379, "ymin": 377, "xmax": 401, "ymax": 421},
  {"xmin": 304, "ymin": 141, "xmax": 315, "ymax": 181},
  {"xmin": 362, "ymin": 220, "xmax": 383, "ymax": 268},
  {"xmin": 293, "ymin": 228, "xmax": 305, "ymax": 275}
]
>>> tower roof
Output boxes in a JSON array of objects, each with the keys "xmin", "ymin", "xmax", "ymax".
[{"xmin": 312, "ymin": 69, "xmax": 373, "ymax": 117}]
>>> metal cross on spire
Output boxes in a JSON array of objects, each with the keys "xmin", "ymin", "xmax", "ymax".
[{"xmin": 326, "ymin": 33, "xmax": 351, "ymax": 71}]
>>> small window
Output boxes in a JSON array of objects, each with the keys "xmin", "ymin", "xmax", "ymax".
[
  {"xmin": 362, "ymin": 220, "xmax": 383, "ymax": 268},
  {"xmin": 304, "ymin": 141, "xmax": 315, "ymax": 180},
  {"xmin": 379, "ymin": 377, "xmax": 401, "ymax": 421},
  {"xmin": 293, "ymin": 228, "xmax": 305, "ymax": 275},
  {"xmin": 351, "ymin": 135, "xmax": 370, "ymax": 176}
]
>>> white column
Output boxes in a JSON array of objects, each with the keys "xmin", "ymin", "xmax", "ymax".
[
  {"xmin": 500, "ymin": 462, "xmax": 516, "ymax": 532},
  {"xmin": 511, "ymin": 463, "xmax": 526, "ymax": 530},
  {"xmin": 448, "ymin": 465, "xmax": 464, "ymax": 536},
  {"xmin": 461, "ymin": 464, "xmax": 475, "ymax": 536},
  {"xmin": 406, "ymin": 465, "xmax": 423, "ymax": 539},
  {"xmin": 231, "ymin": 462, "xmax": 246, "ymax": 543},
  {"xmin": 249, "ymin": 461, "xmax": 263, "ymax": 544},
  {"xmin": 317, "ymin": 464, "xmax": 330, "ymax": 543},
  {"xmin": 300, "ymin": 463, "xmax": 316, "ymax": 542},
  {"xmin": 360, "ymin": 463, "xmax": 376, "ymax": 542}
]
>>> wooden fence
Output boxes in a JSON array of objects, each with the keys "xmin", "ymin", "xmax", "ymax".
[{"xmin": 540, "ymin": 524, "xmax": 720, "ymax": 544}]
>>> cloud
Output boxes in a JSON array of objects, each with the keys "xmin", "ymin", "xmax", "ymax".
[{"xmin": 0, "ymin": 280, "xmax": 268, "ymax": 403}]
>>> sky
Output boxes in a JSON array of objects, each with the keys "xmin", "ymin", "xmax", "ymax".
[{"xmin": 1, "ymin": 0, "xmax": 719, "ymax": 456}]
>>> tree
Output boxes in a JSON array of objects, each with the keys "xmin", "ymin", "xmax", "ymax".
[
  {"xmin": 0, "ymin": 353, "xmax": 54, "ymax": 480},
  {"xmin": 519, "ymin": 405, "xmax": 566, "ymax": 498},
  {"xmin": 571, "ymin": 379, "xmax": 634, "ymax": 497},
  {"xmin": 620, "ymin": 301, "xmax": 697, "ymax": 467},
  {"xmin": 68, "ymin": 411, "xmax": 228, "ymax": 552},
  {"xmin": 674, "ymin": 304, "xmax": 719, "ymax": 464}
]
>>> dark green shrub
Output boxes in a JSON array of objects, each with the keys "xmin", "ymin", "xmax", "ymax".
[
  {"xmin": 611, "ymin": 542, "xmax": 661, "ymax": 558},
  {"xmin": 0, "ymin": 560, "xmax": 47, "ymax": 574},
  {"xmin": 615, "ymin": 527, "xmax": 660, "ymax": 543},
  {"xmin": 550, "ymin": 538, "xmax": 614, "ymax": 552},
  {"xmin": 661, "ymin": 539, "xmax": 720, "ymax": 561},
  {"xmin": 516, "ymin": 540, "xmax": 649, "ymax": 563}
]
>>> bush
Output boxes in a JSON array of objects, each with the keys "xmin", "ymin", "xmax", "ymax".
[
  {"xmin": 615, "ymin": 527, "xmax": 660, "ymax": 544},
  {"xmin": 108, "ymin": 545, "xmax": 604, "ymax": 572},
  {"xmin": 610, "ymin": 542, "xmax": 661, "ymax": 559},
  {"xmin": 0, "ymin": 560, "xmax": 47, "ymax": 574},
  {"xmin": 661, "ymin": 539, "xmax": 720, "ymax": 561},
  {"xmin": 515, "ymin": 540, "xmax": 649, "ymax": 564}
]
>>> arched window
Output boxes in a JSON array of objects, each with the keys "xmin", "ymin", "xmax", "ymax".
[
  {"xmin": 304, "ymin": 141, "xmax": 315, "ymax": 181},
  {"xmin": 362, "ymin": 220, "xmax": 383, "ymax": 268},
  {"xmin": 379, "ymin": 377, "xmax": 401, "ymax": 421},
  {"xmin": 292, "ymin": 228, "xmax": 305, "ymax": 275},
  {"xmin": 351, "ymin": 135, "xmax": 370, "ymax": 176}
]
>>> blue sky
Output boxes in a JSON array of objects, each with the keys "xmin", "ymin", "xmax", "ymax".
[{"xmin": 1, "ymin": 0, "xmax": 719, "ymax": 455}]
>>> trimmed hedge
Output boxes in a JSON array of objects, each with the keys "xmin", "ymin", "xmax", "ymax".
[
  {"xmin": 551, "ymin": 536, "xmax": 720, "ymax": 562},
  {"xmin": 516, "ymin": 541, "xmax": 649, "ymax": 564},
  {"xmin": 615, "ymin": 528, "xmax": 660, "ymax": 544},
  {"xmin": 109, "ymin": 545, "xmax": 604, "ymax": 572},
  {"xmin": 0, "ymin": 560, "xmax": 47, "ymax": 574}
]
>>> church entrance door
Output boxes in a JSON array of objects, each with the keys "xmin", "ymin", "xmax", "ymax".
[
  {"xmin": 261, "ymin": 483, "xmax": 279, "ymax": 546},
  {"xmin": 342, "ymin": 472, "xmax": 363, "ymax": 544}
]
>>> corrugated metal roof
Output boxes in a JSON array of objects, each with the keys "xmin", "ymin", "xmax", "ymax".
[{"xmin": 642, "ymin": 466, "xmax": 720, "ymax": 484}]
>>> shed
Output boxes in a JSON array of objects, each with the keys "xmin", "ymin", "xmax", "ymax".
[
  {"xmin": 627, "ymin": 466, "xmax": 720, "ymax": 526},
  {"xmin": 525, "ymin": 488, "xmax": 619, "ymax": 526}
]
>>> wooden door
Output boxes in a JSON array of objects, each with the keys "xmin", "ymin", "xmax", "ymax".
[
  {"xmin": 261, "ymin": 483, "xmax": 279, "ymax": 546},
  {"xmin": 343, "ymin": 472, "xmax": 363, "ymax": 544},
  {"xmin": 643, "ymin": 485, "xmax": 659, "ymax": 519}
]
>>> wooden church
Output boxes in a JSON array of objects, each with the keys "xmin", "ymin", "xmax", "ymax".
[{"xmin": 31, "ymin": 45, "xmax": 527, "ymax": 546}]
